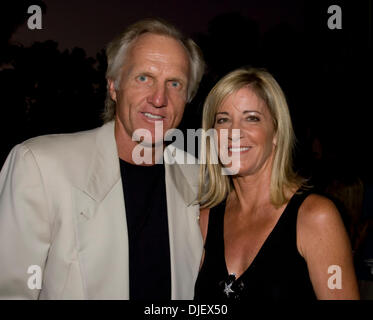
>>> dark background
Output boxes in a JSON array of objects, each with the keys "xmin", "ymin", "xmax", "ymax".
[
  {"xmin": 1, "ymin": 0, "xmax": 373, "ymax": 286},
  {"xmin": 1, "ymin": 0, "xmax": 372, "ymax": 182}
]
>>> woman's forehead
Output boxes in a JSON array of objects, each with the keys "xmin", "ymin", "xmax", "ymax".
[{"xmin": 217, "ymin": 87, "xmax": 267, "ymax": 113}]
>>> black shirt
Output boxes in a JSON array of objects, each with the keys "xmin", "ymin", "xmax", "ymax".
[{"xmin": 120, "ymin": 159, "xmax": 171, "ymax": 300}]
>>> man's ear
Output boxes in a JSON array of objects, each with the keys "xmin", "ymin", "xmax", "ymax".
[{"xmin": 107, "ymin": 79, "xmax": 117, "ymax": 102}]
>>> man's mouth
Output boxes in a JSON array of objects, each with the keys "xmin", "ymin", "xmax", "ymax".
[{"xmin": 142, "ymin": 112, "xmax": 165, "ymax": 120}]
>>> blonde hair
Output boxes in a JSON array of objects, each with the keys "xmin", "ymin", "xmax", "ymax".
[
  {"xmin": 102, "ymin": 18, "xmax": 205, "ymax": 123},
  {"xmin": 199, "ymin": 67, "xmax": 306, "ymax": 208}
]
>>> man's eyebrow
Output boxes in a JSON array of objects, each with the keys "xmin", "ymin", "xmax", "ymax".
[
  {"xmin": 167, "ymin": 74, "xmax": 188, "ymax": 84},
  {"xmin": 131, "ymin": 71, "xmax": 186, "ymax": 83},
  {"xmin": 167, "ymin": 77, "xmax": 184, "ymax": 82},
  {"xmin": 135, "ymin": 71, "xmax": 153, "ymax": 77}
]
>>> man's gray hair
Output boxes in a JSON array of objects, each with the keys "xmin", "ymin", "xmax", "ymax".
[{"xmin": 103, "ymin": 18, "xmax": 205, "ymax": 123}]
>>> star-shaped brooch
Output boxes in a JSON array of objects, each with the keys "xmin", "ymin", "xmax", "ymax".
[
  {"xmin": 222, "ymin": 273, "xmax": 236, "ymax": 297},
  {"xmin": 219, "ymin": 273, "xmax": 245, "ymax": 299},
  {"xmin": 223, "ymin": 281, "xmax": 235, "ymax": 297}
]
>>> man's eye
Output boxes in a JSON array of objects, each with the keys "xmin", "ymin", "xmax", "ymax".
[
  {"xmin": 169, "ymin": 81, "xmax": 180, "ymax": 88},
  {"xmin": 137, "ymin": 75, "xmax": 148, "ymax": 82}
]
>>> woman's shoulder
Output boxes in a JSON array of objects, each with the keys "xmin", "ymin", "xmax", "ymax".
[
  {"xmin": 296, "ymin": 192, "xmax": 347, "ymax": 255},
  {"xmin": 297, "ymin": 193, "xmax": 344, "ymax": 241},
  {"xmin": 298, "ymin": 192, "xmax": 340, "ymax": 223}
]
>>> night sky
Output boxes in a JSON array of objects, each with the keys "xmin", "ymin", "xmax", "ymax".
[
  {"xmin": 2, "ymin": 0, "xmax": 373, "ymax": 183},
  {"xmin": 11, "ymin": 0, "xmax": 305, "ymax": 57}
]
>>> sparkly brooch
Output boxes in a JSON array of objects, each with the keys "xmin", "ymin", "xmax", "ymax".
[{"xmin": 219, "ymin": 273, "xmax": 245, "ymax": 300}]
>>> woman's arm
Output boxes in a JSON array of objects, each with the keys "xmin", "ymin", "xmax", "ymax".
[{"xmin": 297, "ymin": 194, "xmax": 360, "ymax": 299}]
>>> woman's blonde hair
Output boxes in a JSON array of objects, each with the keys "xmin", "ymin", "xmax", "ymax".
[{"xmin": 199, "ymin": 67, "xmax": 306, "ymax": 208}]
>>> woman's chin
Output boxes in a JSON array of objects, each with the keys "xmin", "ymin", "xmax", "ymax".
[{"xmin": 220, "ymin": 164, "xmax": 244, "ymax": 176}]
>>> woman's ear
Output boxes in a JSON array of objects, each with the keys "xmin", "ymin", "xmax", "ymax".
[
  {"xmin": 107, "ymin": 79, "xmax": 117, "ymax": 102},
  {"xmin": 273, "ymin": 132, "xmax": 278, "ymax": 147}
]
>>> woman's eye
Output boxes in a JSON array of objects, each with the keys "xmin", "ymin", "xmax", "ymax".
[
  {"xmin": 247, "ymin": 115, "xmax": 260, "ymax": 122},
  {"xmin": 216, "ymin": 118, "xmax": 228, "ymax": 124}
]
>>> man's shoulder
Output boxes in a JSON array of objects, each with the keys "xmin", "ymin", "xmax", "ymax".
[
  {"xmin": 22, "ymin": 122, "xmax": 113, "ymax": 159},
  {"xmin": 24, "ymin": 126, "xmax": 98, "ymax": 154},
  {"xmin": 13, "ymin": 122, "xmax": 115, "ymax": 181}
]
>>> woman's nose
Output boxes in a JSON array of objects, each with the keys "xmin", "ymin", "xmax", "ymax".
[{"xmin": 228, "ymin": 129, "xmax": 242, "ymax": 142}]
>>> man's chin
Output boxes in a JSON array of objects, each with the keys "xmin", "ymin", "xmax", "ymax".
[
  {"xmin": 137, "ymin": 139, "xmax": 164, "ymax": 148},
  {"xmin": 132, "ymin": 128, "xmax": 165, "ymax": 148}
]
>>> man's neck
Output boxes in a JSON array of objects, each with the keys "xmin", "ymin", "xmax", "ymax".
[{"xmin": 114, "ymin": 117, "xmax": 164, "ymax": 166}]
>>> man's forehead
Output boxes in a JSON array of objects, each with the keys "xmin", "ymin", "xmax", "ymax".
[{"xmin": 128, "ymin": 33, "xmax": 189, "ymax": 64}]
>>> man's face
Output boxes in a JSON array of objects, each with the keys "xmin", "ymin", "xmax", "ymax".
[{"xmin": 109, "ymin": 33, "xmax": 190, "ymax": 145}]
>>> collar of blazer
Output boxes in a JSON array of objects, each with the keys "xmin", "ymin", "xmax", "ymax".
[{"xmin": 82, "ymin": 121, "xmax": 199, "ymax": 206}]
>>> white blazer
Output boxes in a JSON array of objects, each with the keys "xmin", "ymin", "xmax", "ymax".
[{"xmin": 0, "ymin": 121, "xmax": 203, "ymax": 299}]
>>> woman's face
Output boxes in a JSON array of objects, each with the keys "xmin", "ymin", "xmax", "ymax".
[{"xmin": 214, "ymin": 86, "xmax": 277, "ymax": 177}]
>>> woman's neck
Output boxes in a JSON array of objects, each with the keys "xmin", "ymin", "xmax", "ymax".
[{"xmin": 229, "ymin": 161, "xmax": 273, "ymax": 216}]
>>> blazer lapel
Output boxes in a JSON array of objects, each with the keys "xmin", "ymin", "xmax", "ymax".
[
  {"xmin": 74, "ymin": 121, "xmax": 129, "ymax": 299},
  {"xmin": 84, "ymin": 121, "xmax": 121, "ymax": 203}
]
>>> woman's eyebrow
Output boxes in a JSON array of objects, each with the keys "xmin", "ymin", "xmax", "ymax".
[{"xmin": 243, "ymin": 110, "xmax": 263, "ymax": 115}]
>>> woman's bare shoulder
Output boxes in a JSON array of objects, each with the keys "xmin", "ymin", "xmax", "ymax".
[
  {"xmin": 296, "ymin": 193, "xmax": 348, "ymax": 257},
  {"xmin": 298, "ymin": 193, "xmax": 341, "ymax": 226}
]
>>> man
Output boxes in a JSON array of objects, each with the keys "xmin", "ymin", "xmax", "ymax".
[{"xmin": 0, "ymin": 18, "xmax": 205, "ymax": 299}]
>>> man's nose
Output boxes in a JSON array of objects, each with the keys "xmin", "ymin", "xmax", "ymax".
[{"xmin": 147, "ymin": 83, "xmax": 168, "ymax": 108}]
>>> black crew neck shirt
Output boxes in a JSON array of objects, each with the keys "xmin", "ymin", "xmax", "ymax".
[{"xmin": 119, "ymin": 159, "xmax": 171, "ymax": 300}]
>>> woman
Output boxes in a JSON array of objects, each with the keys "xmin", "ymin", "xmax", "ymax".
[{"xmin": 194, "ymin": 67, "xmax": 359, "ymax": 300}]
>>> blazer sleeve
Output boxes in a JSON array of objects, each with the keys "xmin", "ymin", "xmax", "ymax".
[{"xmin": 0, "ymin": 143, "xmax": 51, "ymax": 299}]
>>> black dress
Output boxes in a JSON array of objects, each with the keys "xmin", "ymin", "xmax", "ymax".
[{"xmin": 194, "ymin": 189, "xmax": 317, "ymax": 301}]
